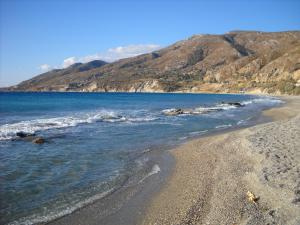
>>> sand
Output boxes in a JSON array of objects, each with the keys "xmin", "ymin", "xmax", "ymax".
[
  {"xmin": 45, "ymin": 96, "xmax": 300, "ymax": 225},
  {"xmin": 141, "ymin": 96, "xmax": 300, "ymax": 225}
]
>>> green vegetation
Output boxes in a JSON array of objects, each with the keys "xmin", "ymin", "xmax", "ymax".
[{"xmin": 262, "ymin": 78, "xmax": 299, "ymax": 95}]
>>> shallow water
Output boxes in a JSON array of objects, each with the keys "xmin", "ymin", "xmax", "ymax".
[{"xmin": 0, "ymin": 92, "xmax": 282, "ymax": 225}]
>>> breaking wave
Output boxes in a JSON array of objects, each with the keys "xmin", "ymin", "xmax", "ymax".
[
  {"xmin": 139, "ymin": 164, "xmax": 161, "ymax": 183},
  {"xmin": 0, "ymin": 110, "xmax": 158, "ymax": 140},
  {"xmin": 7, "ymin": 188, "xmax": 114, "ymax": 225},
  {"xmin": 162, "ymin": 97, "xmax": 283, "ymax": 116}
]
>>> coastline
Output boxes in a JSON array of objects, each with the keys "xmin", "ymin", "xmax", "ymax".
[
  {"xmin": 2, "ymin": 92, "xmax": 286, "ymax": 225},
  {"xmin": 0, "ymin": 89, "xmax": 294, "ymax": 96},
  {"xmin": 38, "ymin": 94, "xmax": 293, "ymax": 225},
  {"xmin": 141, "ymin": 96, "xmax": 300, "ymax": 225},
  {"xmin": 44, "ymin": 147, "xmax": 175, "ymax": 225}
]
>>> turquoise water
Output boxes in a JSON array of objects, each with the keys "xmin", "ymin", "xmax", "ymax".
[{"xmin": 0, "ymin": 92, "xmax": 282, "ymax": 225}]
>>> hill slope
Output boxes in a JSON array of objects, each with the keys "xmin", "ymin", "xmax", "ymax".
[{"xmin": 7, "ymin": 31, "xmax": 300, "ymax": 95}]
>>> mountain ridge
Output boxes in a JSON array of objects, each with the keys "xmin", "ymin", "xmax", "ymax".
[{"xmin": 4, "ymin": 31, "xmax": 300, "ymax": 95}]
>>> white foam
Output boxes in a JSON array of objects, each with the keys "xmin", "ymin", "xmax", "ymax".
[
  {"xmin": 149, "ymin": 164, "xmax": 161, "ymax": 175},
  {"xmin": 237, "ymin": 117, "xmax": 252, "ymax": 125},
  {"xmin": 161, "ymin": 108, "xmax": 176, "ymax": 113},
  {"xmin": 139, "ymin": 164, "xmax": 161, "ymax": 183},
  {"xmin": 161, "ymin": 97, "xmax": 283, "ymax": 117},
  {"xmin": 127, "ymin": 116, "xmax": 158, "ymax": 122},
  {"xmin": 135, "ymin": 157, "xmax": 149, "ymax": 168},
  {"xmin": 189, "ymin": 130, "xmax": 208, "ymax": 136},
  {"xmin": 215, "ymin": 124, "xmax": 232, "ymax": 129},
  {"xmin": 241, "ymin": 97, "xmax": 283, "ymax": 106},
  {"xmin": 0, "ymin": 110, "xmax": 159, "ymax": 140},
  {"xmin": 8, "ymin": 188, "xmax": 114, "ymax": 225},
  {"xmin": 178, "ymin": 136, "xmax": 188, "ymax": 140}
]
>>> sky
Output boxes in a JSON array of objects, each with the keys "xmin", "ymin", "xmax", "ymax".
[{"xmin": 0, "ymin": 0, "xmax": 299, "ymax": 87}]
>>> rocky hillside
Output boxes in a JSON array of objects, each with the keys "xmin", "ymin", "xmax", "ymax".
[{"xmin": 7, "ymin": 31, "xmax": 300, "ymax": 95}]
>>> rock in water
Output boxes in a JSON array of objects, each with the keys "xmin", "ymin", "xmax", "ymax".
[
  {"xmin": 163, "ymin": 108, "xmax": 184, "ymax": 116},
  {"xmin": 32, "ymin": 137, "xmax": 45, "ymax": 144},
  {"xmin": 228, "ymin": 102, "xmax": 244, "ymax": 107},
  {"xmin": 221, "ymin": 102, "xmax": 244, "ymax": 107},
  {"xmin": 16, "ymin": 132, "xmax": 35, "ymax": 138}
]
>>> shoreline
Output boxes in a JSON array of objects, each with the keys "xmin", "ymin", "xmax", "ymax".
[
  {"xmin": 141, "ymin": 96, "xmax": 300, "ymax": 225},
  {"xmin": 45, "ymin": 146, "xmax": 175, "ymax": 225},
  {"xmin": 1, "ymin": 90, "xmax": 297, "ymax": 96},
  {"xmin": 2, "ymin": 93, "xmax": 284, "ymax": 225},
  {"xmin": 41, "ymin": 95, "xmax": 288, "ymax": 225}
]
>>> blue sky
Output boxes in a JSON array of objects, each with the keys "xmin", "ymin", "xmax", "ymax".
[{"xmin": 0, "ymin": 0, "xmax": 299, "ymax": 87}]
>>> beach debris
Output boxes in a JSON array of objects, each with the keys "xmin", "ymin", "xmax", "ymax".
[
  {"xmin": 247, "ymin": 191, "xmax": 259, "ymax": 204},
  {"xmin": 32, "ymin": 137, "xmax": 45, "ymax": 144}
]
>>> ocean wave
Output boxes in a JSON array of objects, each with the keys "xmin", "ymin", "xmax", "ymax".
[
  {"xmin": 189, "ymin": 130, "xmax": 208, "ymax": 136},
  {"xmin": 237, "ymin": 117, "xmax": 252, "ymax": 125},
  {"xmin": 241, "ymin": 97, "xmax": 283, "ymax": 106},
  {"xmin": 162, "ymin": 97, "xmax": 282, "ymax": 116},
  {"xmin": 194, "ymin": 104, "xmax": 235, "ymax": 113},
  {"xmin": 162, "ymin": 103, "xmax": 241, "ymax": 116},
  {"xmin": 0, "ymin": 110, "xmax": 158, "ymax": 140},
  {"xmin": 139, "ymin": 164, "xmax": 161, "ymax": 183},
  {"xmin": 215, "ymin": 124, "xmax": 232, "ymax": 129},
  {"xmin": 7, "ymin": 188, "xmax": 114, "ymax": 225},
  {"xmin": 178, "ymin": 136, "xmax": 188, "ymax": 140},
  {"xmin": 1, "ymin": 97, "xmax": 282, "ymax": 141},
  {"xmin": 127, "ymin": 116, "xmax": 158, "ymax": 122}
]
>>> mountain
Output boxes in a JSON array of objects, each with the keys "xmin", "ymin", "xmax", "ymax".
[
  {"xmin": 6, "ymin": 31, "xmax": 300, "ymax": 95},
  {"xmin": 6, "ymin": 60, "xmax": 108, "ymax": 91}
]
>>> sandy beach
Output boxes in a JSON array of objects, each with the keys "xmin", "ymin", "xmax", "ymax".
[
  {"xmin": 2, "ymin": 1, "xmax": 299, "ymax": 224},
  {"xmin": 141, "ymin": 96, "xmax": 300, "ymax": 225},
  {"xmin": 44, "ymin": 96, "xmax": 300, "ymax": 225}
]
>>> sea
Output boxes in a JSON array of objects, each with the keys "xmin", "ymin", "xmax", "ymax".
[{"xmin": 0, "ymin": 92, "xmax": 282, "ymax": 225}]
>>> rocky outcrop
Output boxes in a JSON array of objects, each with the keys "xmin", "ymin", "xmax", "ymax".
[
  {"xmin": 5, "ymin": 31, "xmax": 300, "ymax": 95},
  {"xmin": 163, "ymin": 108, "xmax": 185, "ymax": 116},
  {"xmin": 15, "ymin": 132, "xmax": 45, "ymax": 144},
  {"xmin": 16, "ymin": 132, "xmax": 35, "ymax": 138},
  {"xmin": 162, "ymin": 102, "xmax": 245, "ymax": 116}
]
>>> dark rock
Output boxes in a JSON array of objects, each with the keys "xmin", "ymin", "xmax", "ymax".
[
  {"xmin": 32, "ymin": 137, "xmax": 45, "ymax": 144},
  {"xmin": 163, "ymin": 108, "xmax": 184, "ymax": 116},
  {"xmin": 16, "ymin": 132, "xmax": 35, "ymax": 138},
  {"xmin": 151, "ymin": 52, "xmax": 160, "ymax": 59},
  {"xmin": 229, "ymin": 102, "xmax": 244, "ymax": 107},
  {"xmin": 222, "ymin": 102, "xmax": 244, "ymax": 107},
  {"xmin": 102, "ymin": 115, "xmax": 123, "ymax": 121}
]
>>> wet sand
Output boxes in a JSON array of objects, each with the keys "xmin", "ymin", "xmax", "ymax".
[
  {"xmin": 142, "ymin": 96, "xmax": 300, "ymax": 225},
  {"xmin": 45, "ymin": 150, "xmax": 175, "ymax": 225}
]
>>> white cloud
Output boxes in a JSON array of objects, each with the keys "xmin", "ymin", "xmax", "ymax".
[
  {"xmin": 62, "ymin": 57, "xmax": 77, "ymax": 68},
  {"xmin": 80, "ymin": 54, "xmax": 102, "ymax": 63},
  {"xmin": 42, "ymin": 44, "xmax": 161, "ymax": 70},
  {"xmin": 105, "ymin": 44, "xmax": 161, "ymax": 61},
  {"xmin": 39, "ymin": 64, "xmax": 51, "ymax": 72},
  {"xmin": 79, "ymin": 44, "xmax": 161, "ymax": 63}
]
